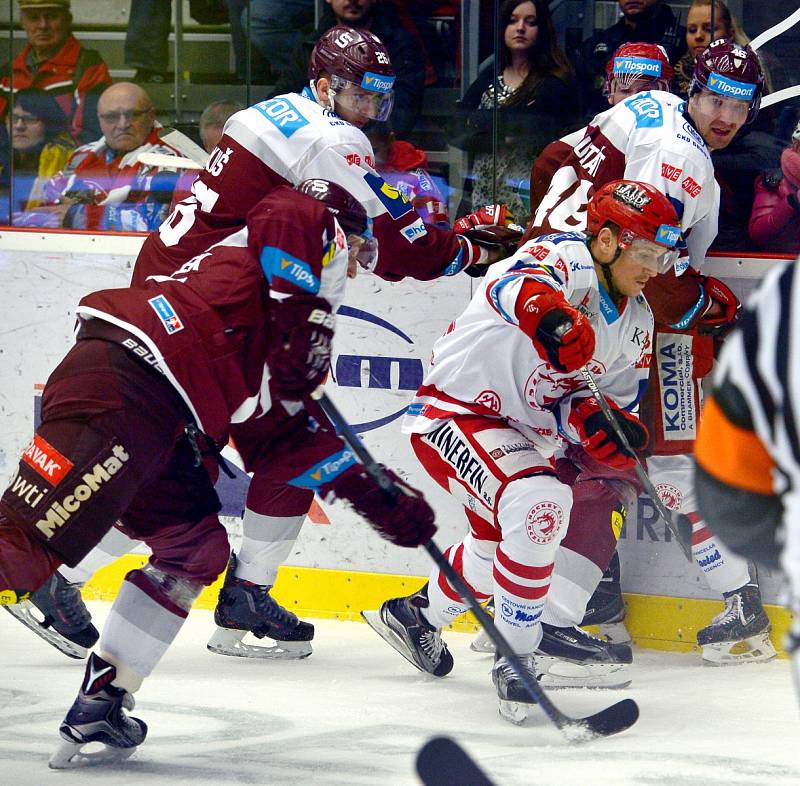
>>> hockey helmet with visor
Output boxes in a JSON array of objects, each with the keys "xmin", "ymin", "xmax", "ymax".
[
  {"xmin": 689, "ymin": 39, "xmax": 764, "ymax": 125},
  {"xmin": 587, "ymin": 180, "xmax": 683, "ymax": 274},
  {"xmin": 309, "ymin": 26, "xmax": 395, "ymax": 122},
  {"xmin": 296, "ymin": 178, "xmax": 378, "ymax": 274}
]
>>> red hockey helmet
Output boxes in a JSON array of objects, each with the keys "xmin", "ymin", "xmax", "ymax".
[
  {"xmin": 604, "ymin": 42, "xmax": 674, "ymax": 97},
  {"xmin": 689, "ymin": 39, "xmax": 764, "ymax": 124},
  {"xmin": 587, "ymin": 180, "xmax": 683, "ymax": 272},
  {"xmin": 297, "ymin": 178, "xmax": 368, "ymax": 235}
]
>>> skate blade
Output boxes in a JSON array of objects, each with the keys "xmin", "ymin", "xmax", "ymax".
[
  {"xmin": 206, "ymin": 627, "xmax": 312, "ymax": 660},
  {"xmin": 470, "ymin": 628, "xmax": 495, "ymax": 654},
  {"xmin": 535, "ymin": 656, "xmax": 632, "ymax": 689},
  {"xmin": 701, "ymin": 631, "xmax": 778, "ymax": 666},
  {"xmin": 497, "ymin": 697, "xmax": 536, "ymax": 725},
  {"xmin": 49, "ymin": 738, "xmax": 138, "ymax": 769},
  {"xmin": 361, "ymin": 609, "xmax": 434, "ymax": 676},
  {"xmin": 3, "ymin": 602, "xmax": 88, "ymax": 659}
]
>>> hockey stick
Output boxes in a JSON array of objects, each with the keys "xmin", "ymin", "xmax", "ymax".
[
  {"xmin": 578, "ymin": 366, "xmax": 693, "ymax": 561},
  {"xmin": 136, "ymin": 152, "xmax": 205, "ymax": 170},
  {"xmin": 749, "ymin": 8, "xmax": 800, "ymax": 52},
  {"xmin": 313, "ymin": 389, "xmax": 639, "ymax": 740},
  {"xmin": 416, "ymin": 736, "xmax": 497, "ymax": 786}
]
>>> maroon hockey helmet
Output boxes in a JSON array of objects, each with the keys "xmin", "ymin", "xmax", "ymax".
[
  {"xmin": 604, "ymin": 42, "xmax": 674, "ymax": 96},
  {"xmin": 297, "ymin": 178, "xmax": 368, "ymax": 236},
  {"xmin": 689, "ymin": 39, "xmax": 764, "ymax": 124},
  {"xmin": 309, "ymin": 25, "xmax": 395, "ymax": 91},
  {"xmin": 587, "ymin": 180, "xmax": 683, "ymax": 272}
]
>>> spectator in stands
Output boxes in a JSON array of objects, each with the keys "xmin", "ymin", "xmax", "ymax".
[
  {"xmin": 371, "ymin": 125, "xmax": 449, "ymax": 228},
  {"xmin": 673, "ymin": 0, "xmax": 774, "ymax": 97},
  {"xmin": 267, "ymin": 0, "xmax": 426, "ymax": 139},
  {"xmin": 5, "ymin": 88, "xmax": 74, "ymax": 222},
  {"xmin": 25, "ymin": 82, "xmax": 198, "ymax": 231},
  {"xmin": 125, "ymin": 0, "xmax": 173, "ymax": 84},
  {"xmin": 748, "ymin": 119, "xmax": 800, "ymax": 254},
  {"xmin": 199, "ymin": 99, "xmax": 244, "ymax": 153},
  {"xmin": 0, "ymin": 0, "xmax": 111, "ymax": 143},
  {"xmin": 227, "ymin": 0, "xmax": 314, "ymax": 83},
  {"xmin": 575, "ymin": 0, "xmax": 686, "ymax": 118},
  {"xmin": 453, "ymin": 0, "xmax": 579, "ymax": 222}
]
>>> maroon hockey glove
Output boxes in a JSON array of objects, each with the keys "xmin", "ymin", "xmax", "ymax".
[
  {"xmin": 569, "ymin": 397, "xmax": 649, "ymax": 471},
  {"xmin": 516, "ymin": 285, "xmax": 595, "ymax": 372},
  {"xmin": 267, "ymin": 295, "xmax": 334, "ymax": 400},
  {"xmin": 454, "ymin": 204, "xmax": 522, "ymax": 276},
  {"xmin": 322, "ymin": 464, "xmax": 437, "ymax": 548},
  {"xmin": 697, "ymin": 276, "xmax": 741, "ymax": 339}
]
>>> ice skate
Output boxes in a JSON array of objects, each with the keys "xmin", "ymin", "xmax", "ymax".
[
  {"xmin": 697, "ymin": 583, "xmax": 777, "ymax": 665},
  {"xmin": 580, "ymin": 553, "xmax": 631, "ymax": 644},
  {"xmin": 4, "ymin": 572, "xmax": 98, "ymax": 659},
  {"xmin": 492, "ymin": 653, "xmax": 539, "ymax": 725},
  {"xmin": 361, "ymin": 584, "xmax": 454, "ymax": 677},
  {"xmin": 470, "ymin": 598, "xmax": 496, "ymax": 653},
  {"xmin": 207, "ymin": 554, "xmax": 314, "ymax": 659},
  {"xmin": 49, "ymin": 653, "xmax": 147, "ymax": 769},
  {"xmin": 535, "ymin": 622, "xmax": 633, "ymax": 689}
]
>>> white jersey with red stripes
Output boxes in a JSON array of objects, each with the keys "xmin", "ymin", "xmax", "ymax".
[
  {"xmin": 402, "ymin": 232, "xmax": 653, "ymax": 457},
  {"xmin": 528, "ymin": 91, "xmax": 719, "ymax": 276}
]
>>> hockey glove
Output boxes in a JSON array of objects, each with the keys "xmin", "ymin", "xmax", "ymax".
[
  {"xmin": 321, "ymin": 464, "xmax": 437, "ymax": 548},
  {"xmin": 697, "ymin": 276, "xmax": 741, "ymax": 339},
  {"xmin": 267, "ymin": 295, "xmax": 334, "ymax": 400},
  {"xmin": 454, "ymin": 204, "xmax": 523, "ymax": 276},
  {"xmin": 516, "ymin": 286, "xmax": 595, "ymax": 372},
  {"xmin": 570, "ymin": 397, "xmax": 649, "ymax": 471}
]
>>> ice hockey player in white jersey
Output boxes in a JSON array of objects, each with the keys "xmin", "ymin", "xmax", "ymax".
[
  {"xmin": 363, "ymin": 180, "xmax": 682, "ymax": 723},
  {"xmin": 522, "ymin": 39, "xmax": 773, "ymax": 664}
]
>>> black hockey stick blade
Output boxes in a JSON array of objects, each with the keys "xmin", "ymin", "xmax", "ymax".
[
  {"xmin": 416, "ymin": 736, "xmax": 497, "ymax": 786},
  {"xmin": 564, "ymin": 697, "xmax": 639, "ymax": 740}
]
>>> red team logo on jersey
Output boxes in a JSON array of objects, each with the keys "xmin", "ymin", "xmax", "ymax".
[
  {"xmin": 681, "ymin": 176, "xmax": 701, "ymax": 198},
  {"xmin": 526, "ymin": 501, "xmax": 563, "ymax": 544},
  {"xmin": 475, "ymin": 390, "xmax": 502, "ymax": 413},
  {"xmin": 22, "ymin": 434, "xmax": 73, "ymax": 485},
  {"xmin": 526, "ymin": 360, "xmax": 606, "ymax": 408},
  {"xmin": 656, "ymin": 482, "xmax": 683, "ymax": 511}
]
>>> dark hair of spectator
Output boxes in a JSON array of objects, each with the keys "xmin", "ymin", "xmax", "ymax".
[
  {"xmin": 13, "ymin": 88, "xmax": 69, "ymax": 144},
  {"xmin": 498, "ymin": 0, "xmax": 574, "ymax": 108}
]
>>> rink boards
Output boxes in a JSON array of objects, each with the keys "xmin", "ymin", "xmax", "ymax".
[{"xmin": 0, "ymin": 228, "xmax": 792, "ymax": 655}]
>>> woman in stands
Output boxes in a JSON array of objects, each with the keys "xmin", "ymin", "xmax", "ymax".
[
  {"xmin": 453, "ymin": 0, "xmax": 579, "ymax": 223},
  {"xmin": 4, "ymin": 88, "xmax": 74, "ymax": 222}
]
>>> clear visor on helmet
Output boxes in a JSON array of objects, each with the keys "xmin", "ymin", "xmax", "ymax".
[
  {"xmin": 695, "ymin": 88, "xmax": 751, "ymax": 123},
  {"xmin": 619, "ymin": 226, "xmax": 682, "ymax": 274},
  {"xmin": 329, "ymin": 74, "xmax": 394, "ymax": 122}
]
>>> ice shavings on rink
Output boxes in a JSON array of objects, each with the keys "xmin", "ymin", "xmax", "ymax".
[{"xmin": 1, "ymin": 602, "xmax": 798, "ymax": 786}]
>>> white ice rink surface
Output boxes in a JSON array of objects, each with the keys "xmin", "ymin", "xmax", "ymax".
[{"xmin": 1, "ymin": 602, "xmax": 798, "ymax": 786}]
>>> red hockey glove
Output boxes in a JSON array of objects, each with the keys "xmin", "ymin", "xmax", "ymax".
[
  {"xmin": 569, "ymin": 397, "xmax": 649, "ymax": 471},
  {"xmin": 697, "ymin": 276, "xmax": 741, "ymax": 339},
  {"xmin": 516, "ymin": 286, "xmax": 595, "ymax": 372},
  {"xmin": 321, "ymin": 465, "xmax": 437, "ymax": 548},
  {"xmin": 454, "ymin": 204, "xmax": 523, "ymax": 276},
  {"xmin": 267, "ymin": 295, "xmax": 334, "ymax": 400}
]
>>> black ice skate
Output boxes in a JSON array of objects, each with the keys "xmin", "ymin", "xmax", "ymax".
[
  {"xmin": 4, "ymin": 572, "xmax": 98, "ymax": 659},
  {"xmin": 696, "ymin": 583, "xmax": 776, "ymax": 665},
  {"xmin": 580, "ymin": 552, "xmax": 631, "ymax": 644},
  {"xmin": 535, "ymin": 622, "xmax": 633, "ymax": 689},
  {"xmin": 492, "ymin": 653, "xmax": 539, "ymax": 725},
  {"xmin": 49, "ymin": 653, "xmax": 147, "ymax": 769},
  {"xmin": 361, "ymin": 584, "xmax": 454, "ymax": 677},
  {"xmin": 207, "ymin": 554, "xmax": 314, "ymax": 659}
]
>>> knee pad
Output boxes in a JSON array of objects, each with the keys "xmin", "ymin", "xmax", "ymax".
[
  {"xmin": 147, "ymin": 514, "xmax": 230, "ymax": 585},
  {"xmin": 133, "ymin": 563, "xmax": 204, "ymax": 613},
  {"xmin": 497, "ymin": 474, "xmax": 571, "ymax": 563}
]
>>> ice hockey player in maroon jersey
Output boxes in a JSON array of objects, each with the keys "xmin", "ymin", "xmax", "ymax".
[{"xmin": 0, "ymin": 179, "xmax": 436, "ymax": 767}]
